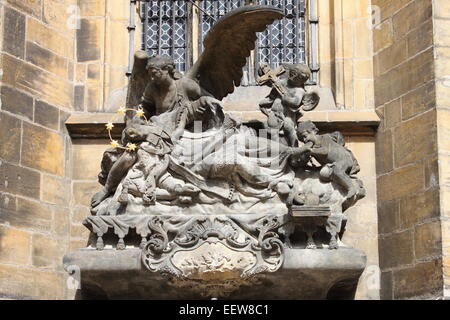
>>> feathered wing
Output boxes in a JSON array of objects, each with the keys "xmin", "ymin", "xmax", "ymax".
[
  {"xmin": 301, "ymin": 91, "xmax": 320, "ymax": 112},
  {"xmin": 126, "ymin": 50, "xmax": 150, "ymax": 108},
  {"xmin": 186, "ymin": 6, "xmax": 284, "ymax": 100}
]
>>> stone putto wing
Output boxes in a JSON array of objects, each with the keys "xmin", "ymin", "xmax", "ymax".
[{"xmin": 186, "ymin": 5, "xmax": 284, "ymax": 100}]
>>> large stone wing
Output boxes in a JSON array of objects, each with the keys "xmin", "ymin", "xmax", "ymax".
[
  {"xmin": 186, "ymin": 6, "xmax": 283, "ymax": 100},
  {"xmin": 126, "ymin": 51, "xmax": 150, "ymax": 108}
]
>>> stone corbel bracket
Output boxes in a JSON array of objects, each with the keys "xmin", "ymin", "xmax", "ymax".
[{"xmin": 83, "ymin": 214, "xmax": 288, "ymax": 282}]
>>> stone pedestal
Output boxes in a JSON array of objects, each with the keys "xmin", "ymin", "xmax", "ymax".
[{"xmin": 64, "ymin": 246, "xmax": 366, "ymax": 300}]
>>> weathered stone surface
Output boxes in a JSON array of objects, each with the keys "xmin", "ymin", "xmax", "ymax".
[
  {"xmin": 71, "ymin": 206, "xmax": 90, "ymax": 225},
  {"xmin": 1, "ymin": 86, "xmax": 33, "ymax": 120},
  {"xmin": 0, "ymin": 112, "xmax": 22, "ymax": 163},
  {"xmin": 77, "ymin": 19, "xmax": 103, "ymax": 62},
  {"xmin": 371, "ymin": 0, "xmax": 411, "ymax": 22},
  {"xmin": 375, "ymin": 130, "xmax": 393, "ymax": 175},
  {"xmin": 374, "ymin": 48, "xmax": 434, "ymax": 106},
  {"xmin": 0, "ymin": 162, "xmax": 40, "ymax": 199},
  {"xmin": 414, "ymin": 221, "xmax": 442, "ymax": 260},
  {"xmin": 393, "ymin": 259, "xmax": 443, "ymax": 299},
  {"xmin": 377, "ymin": 162, "xmax": 424, "ymax": 202},
  {"xmin": 32, "ymin": 234, "xmax": 66, "ymax": 269},
  {"xmin": 72, "ymin": 181, "xmax": 101, "ymax": 207},
  {"xmin": 72, "ymin": 140, "xmax": 108, "ymax": 180},
  {"xmin": 7, "ymin": 0, "xmax": 42, "ymax": 18},
  {"xmin": 380, "ymin": 271, "xmax": 393, "ymax": 300},
  {"xmin": 407, "ymin": 20, "xmax": 433, "ymax": 58},
  {"xmin": 0, "ymin": 226, "xmax": 31, "ymax": 265},
  {"xmin": 53, "ymin": 207, "xmax": 70, "ymax": 238},
  {"xmin": 375, "ymin": 39, "xmax": 407, "ymax": 76},
  {"xmin": 74, "ymin": 85, "xmax": 85, "ymax": 111},
  {"xmin": 391, "ymin": 0, "xmax": 432, "ymax": 41},
  {"xmin": 34, "ymin": 100, "xmax": 60, "ymax": 131},
  {"xmin": 377, "ymin": 199, "xmax": 399, "ymax": 235},
  {"xmin": 399, "ymin": 188, "xmax": 440, "ymax": 229},
  {"xmin": 393, "ymin": 109, "xmax": 437, "ymax": 168},
  {"xmin": 42, "ymin": 0, "xmax": 77, "ymax": 36},
  {"xmin": 3, "ymin": 7, "xmax": 25, "ymax": 59},
  {"xmin": 41, "ymin": 174, "xmax": 70, "ymax": 206},
  {"xmin": 0, "ymin": 264, "xmax": 64, "ymax": 299},
  {"xmin": 21, "ymin": 122, "xmax": 65, "ymax": 176},
  {"xmin": 373, "ymin": 19, "xmax": 393, "ymax": 53},
  {"xmin": 26, "ymin": 17, "xmax": 74, "ymax": 59},
  {"xmin": 401, "ymin": 81, "xmax": 435, "ymax": 120},
  {"xmin": 25, "ymin": 42, "xmax": 69, "ymax": 79},
  {"xmin": 2, "ymin": 54, "xmax": 73, "ymax": 109},
  {"xmin": 70, "ymin": 224, "xmax": 90, "ymax": 239},
  {"xmin": 79, "ymin": 0, "xmax": 106, "ymax": 17},
  {"xmin": 379, "ymin": 230, "xmax": 414, "ymax": 269},
  {"xmin": 0, "ymin": 197, "xmax": 53, "ymax": 232},
  {"xmin": 384, "ymin": 99, "xmax": 401, "ymax": 129}
]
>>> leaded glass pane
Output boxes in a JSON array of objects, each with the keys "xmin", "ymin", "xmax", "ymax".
[{"xmin": 142, "ymin": 0, "xmax": 188, "ymax": 72}]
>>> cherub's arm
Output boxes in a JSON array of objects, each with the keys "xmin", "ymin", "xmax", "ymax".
[{"xmin": 259, "ymin": 88, "xmax": 277, "ymax": 115}]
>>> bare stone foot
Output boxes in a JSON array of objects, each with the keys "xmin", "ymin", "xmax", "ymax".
[
  {"xmin": 329, "ymin": 238, "xmax": 338, "ymax": 250},
  {"xmin": 91, "ymin": 189, "xmax": 109, "ymax": 208}
]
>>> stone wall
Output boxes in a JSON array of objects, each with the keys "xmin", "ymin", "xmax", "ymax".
[
  {"xmin": 433, "ymin": 0, "xmax": 450, "ymax": 299},
  {"xmin": 373, "ymin": 0, "xmax": 449, "ymax": 299},
  {"xmin": 0, "ymin": 0, "xmax": 77, "ymax": 299}
]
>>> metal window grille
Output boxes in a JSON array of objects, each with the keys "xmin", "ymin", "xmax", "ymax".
[
  {"xmin": 199, "ymin": 0, "xmax": 307, "ymax": 68},
  {"xmin": 141, "ymin": 0, "xmax": 190, "ymax": 72},
  {"xmin": 256, "ymin": 0, "xmax": 306, "ymax": 67},
  {"xmin": 140, "ymin": 0, "xmax": 308, "ymax": 78}
]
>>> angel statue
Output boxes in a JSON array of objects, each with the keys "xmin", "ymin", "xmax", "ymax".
[{"xmin": 91, "ymin": 6, "xmax": 297, "ymax": 215}]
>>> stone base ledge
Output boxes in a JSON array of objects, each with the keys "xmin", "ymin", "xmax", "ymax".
[{"xmin": 63, "ymin": 247, "xmax": 366, "ymax": 300}]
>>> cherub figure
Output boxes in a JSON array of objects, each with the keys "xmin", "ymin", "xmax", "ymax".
[
  {"xmin": 292, "ymin": 121, "xmax": 361, "ymax": 200},
  {"xmin": 258, "ymin": 63, "xmax": 319, "ymax": 147}
]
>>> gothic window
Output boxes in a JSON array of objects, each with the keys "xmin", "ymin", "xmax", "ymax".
[
  {"xmin": 199, "ymin": 0, "xmax": 306, "ymax": 67},
  {"xmin": 141, "ymin": 0, "xmax": 190, "ymax": 72},
  {"xmin": 141, "ymin": 0, "xmax": 309, "ymax": 78}
]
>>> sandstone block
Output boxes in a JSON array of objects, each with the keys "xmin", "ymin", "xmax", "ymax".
[
  {"xmin": 399, "ymin": 188, "xmax": 440, "ymax": 229},
  {"xmin": 379, "ymin": 230, "xmax": 414, "ymax": 269},
  {"xmin": 34, "ymin": 100, "xmax": 60, "ymax": 131},
  {"xmin": 26, "ymin": 17, "xmax": 74, "ymax": 59},
  {"xmin": 1, "ymin": 86, "xmax": 33, "ymax": 120},
  {"xmin": 0, "ymin": 264, "xmax": 64, "ymax": 299},
  {"xmin": 414, "ymin": 221, "xmax": 443, "ymax": 260},
  {"xmin": 0, "ymin": 112, "xmax": 22, "ymax": 163},
  {"xmin": 32, "ymin": 233, "xmax": 66, "ymax": 269},
  {"xmin": 41, "ymin": 174, "xmax": 70, "ymax": 206},
  {"xmin": 0, "ymin": 226, "xmax": 31, "ymax": 265},
  {"xmin": 0, "ymin": 162, "xmax": 40, "ymax": 199},
  {"xmin": 25, "ymin": 42, "xmax": 69, "ymax": 79},
  {"xmin": 21, "ymin": 122, "xmax": 65, "ymax": 176},
  {"xmin": 393, "ymin": 109, "xmax": 437, "ymax": 168},
  {"xmin": 3, "ymin": 7, "xmax": 25, "ymax": 59},
  {"xmin": 393, "ymin": 259, "xmax": 443, "ymax": 299},
  {"xmin": 378, "ymin": 162, "xmax": 424, "ymax": 202}
]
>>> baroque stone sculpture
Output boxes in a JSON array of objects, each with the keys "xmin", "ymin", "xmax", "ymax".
[{"xmin": 64, "ymin": 6, "xmax": 367, "ymax": 299}]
